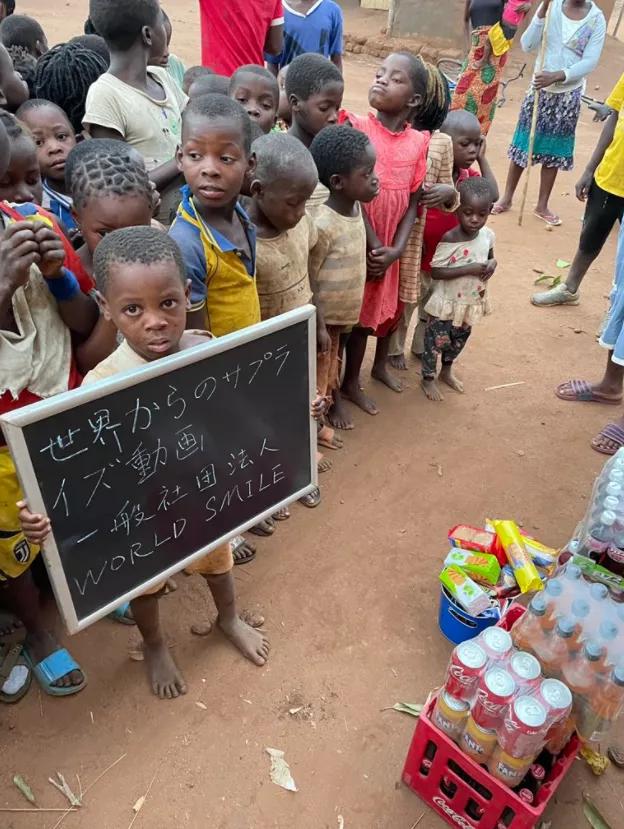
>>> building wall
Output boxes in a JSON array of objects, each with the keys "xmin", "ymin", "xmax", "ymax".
[{"xmin": 389, "ymin": 0, "xmax": 467, "ymax": 45}]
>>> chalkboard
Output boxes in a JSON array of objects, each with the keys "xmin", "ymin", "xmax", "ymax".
[{"xmin": 1, "ymin": 307, "xmax": 317, "ymax": 633}]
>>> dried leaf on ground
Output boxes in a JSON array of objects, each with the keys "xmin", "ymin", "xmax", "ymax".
[
  {"xmin": 13, "ymin": 775, "xmax": 35, "ymax": 804},
  {"xmin": 580, "ymin": 745, "xmax": 610, "ymax": 775},
  {"xmin": 265, "ymin": 747, "xmax": 298, "ymax": 792},
  {"xmin": 133, "ymin": 795, "xmax": 145, "ymax": 813},
  {"xmin": 534, "ymin": 273, "xmax": 561, "ymax": 288},
  {"xmin": 195, "ymin": 701, "xmax": 208, "ymax": 711},
  {"xmin": 381, "ymin": 702, "xmax": 424, "ymax": 718},
  {"xmin": 556, "ymin": 259, "xmax": 571, "ymax": 269},
  {"xmin": 583, "ymin": 794, "xmax": 614, "ymax": 829}
]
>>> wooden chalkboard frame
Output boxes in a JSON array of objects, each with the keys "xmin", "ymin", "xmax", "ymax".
[{"xmin": 1, "ymin": 306, "xmax": 317, "ymax": 633}]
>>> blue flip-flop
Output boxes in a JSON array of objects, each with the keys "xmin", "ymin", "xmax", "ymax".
[
  {"xmin": 23, "ymin": 646, "xmax": 87, "ymax": 697},
  {"xmin": 108, "ymin": 601, "xmax": 135, "ymax": 625}
]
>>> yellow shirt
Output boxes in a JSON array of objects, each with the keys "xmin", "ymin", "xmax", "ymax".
[{"xmin": 595, "ymin": 73, "xmax": 624, "ymax": 198}]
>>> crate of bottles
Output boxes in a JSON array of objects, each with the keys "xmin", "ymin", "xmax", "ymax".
[{"xmin": 402, "ymin": 606, "xmax": 579, "ymax": 829}]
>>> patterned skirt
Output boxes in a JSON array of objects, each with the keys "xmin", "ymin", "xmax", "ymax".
[
  {"xmin": 508, "ymin": 87, "xmax": 582, "ymax": 171},
  {"xmin": 450, "ymin": 27, "xmax": 508, "ymax": 136}
]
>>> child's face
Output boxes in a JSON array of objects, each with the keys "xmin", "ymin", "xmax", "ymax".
[
  {"xmin": 147, "ymin": 10, "xmax": 169, "ymax": 66},
  {"xmin": 230, "ymin": 72, "xmax": 278, "ymax": 135},
  {"xmin": 291, "ymin": 80, "xmax": 343, "ymax": 138},
  {"xmin": 369, "ymin": 54, "xmax": 421, "ymax": 116},
  {"xmin": 336, "ymin": 142, "xmax": 379, "ymax": 204},
  {"xmin": 277, "ymin": 68, "xmax": 291, "ymax": 124},
  {"xmin": 457, "ymin": 195, "xmax": 491, "ymax": 234},
  {"xmin": 251, "ymin": 169, "xmax": 317, "ymax": 232},
  {"xmin": 21, "ymin": 105, "xmax": 76, "ymax": 185},
  {"xmin": 77, "ymin": 193, "xmax": 153, "ymax": 254},
  {"xmin": 450, "ymin": 127, "xmax": 482, "ymax": 170},
  {"xmin": 100, "ymin": 261, "xmax": 190, "ymax": 362},
  {"xmin": 0, "ymin": 136, "xmax": 43, "ymax": 205},
  {"xmin": 178, "ymin": 115, "xmax": 252, "ymax": 211}
]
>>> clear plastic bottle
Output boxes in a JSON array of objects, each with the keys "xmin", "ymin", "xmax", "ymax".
[
  {"xmin": 568, "ymin": 598, "xmax": 590, "ymax": 655},
  {"xmin": 586, "ymin": 511, "xmax": 617, "ymax": 555},
  {"xmin": 576, "ymin": 663, "xmax": 624, "ymax": 743},
  {"xmin": 512, "ymin": 594, "xmax": 550, "ymax": 658},
  {"xmin": 562, "ymin": 639, "xmax": 605, "ymax": 696},
  {"xmin": 538, "ymin": 617, "xmax": 575, "ymax": 679},
  {"xmin": 542, "ymin": 579, "xmax": 563, "ymax": 632},
  {"xmin": 596, "ymin": 620, "xmax": 619, "ymax": 671},
  {"xmin": 558, "ymin": 564, "xmax": 583, "ymax": 615},
  {"xmin": 596, "ymin": 468, "xmax": 624, "ymax": 498}
]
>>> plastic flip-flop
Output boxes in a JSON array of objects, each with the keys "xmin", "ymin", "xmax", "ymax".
[
  {"xmin": 23, "ymin": 646, "xmax": 87, "ymax": 697},
  {"xmin": 108, "ymin": 601, "xmax": 136, "ymax": 625},
  {"xmin": 592, "ymin": 423, "xmax": 624, "ymax": 456},
  {"xmin": 0, "ymin": 643, "xmax": 31, "ymax": 703}
]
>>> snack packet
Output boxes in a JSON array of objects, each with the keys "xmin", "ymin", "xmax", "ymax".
[
  {"xmin": 491, "ymin": 520, "xmax": 543, "ymax": 594},
  {"xmin": 439, "ymin": 566, "xmax": 492, "ymax": 616},
  {"xmin": 444, "ymin": 549, "xmax": 501, "ymax": 585},
  {"xmin": 448, "ymin": 525, "xmax": 500, "ymax": 558}
]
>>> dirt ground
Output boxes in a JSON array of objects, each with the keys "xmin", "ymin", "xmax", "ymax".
[{"xmin": 3, "ymin": 2, "xmax": 624, "ymax": 828}]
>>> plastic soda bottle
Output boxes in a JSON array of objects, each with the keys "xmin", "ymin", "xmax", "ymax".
[
  {"xmin": 512, "ymin": 594, "xmax": 549, "ymax": 657},
  {"xmin": 558, "ymin": 564, "xmax": 583, "ymax": 614},
  {"xmin": 576, "ymin": 663, "xmax": 624, "ymax": 742},
  {"xmin": 562, "ymin": 640, "xmax": 605, "ymax": 696},
  {"xmin": 568, "ymin": 599, "xmax": 590, "ymax": 655},
  {"xmin": 596, "ymin": 620, "xmax": 619, "ymax": 670},
  {"xmin": 587, "ymin": 511, "xmax": 617, "ymax": 555},
  {"xmin": 542, "ymin": 579, "xmax": 563, "ymax": 631},
  {"xmin": 539, "ymin": 617, "xmax": 575, "ymax": 678}
]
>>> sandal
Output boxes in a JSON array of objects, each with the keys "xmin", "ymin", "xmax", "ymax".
[
  {"xmin": 555, "ymin": 379, "xmax": 622, "ymax": 405},
  {"xmin": 591, "ymin": 423, "xmax": 624, "ymax": 456},
  {"xmin": 299, "ymin": 487, "xmax": 321, "ymax": 508},
  {"xmin": 23, "ymin": 645, "xmax": 87, "ymax": 697},
  {"xmin": 0, "ymin": 642, "xmax": 31, "ymax": 704},
  {"xmin": 532, "ymin": 283, "xmax": 579, "ymax": 307},
  {"xmin": 108, "ymin": 601, "xmax": 135, "ymax": 625},
  {"xmin": 533, "ymin": 209, "xmax": 562, "ymax": 227},
  {"xmin": 318, "ymin": 425, "xmax": 344, "ymax": 451},
  {"xmin": 248, "ymin": 518, "xmax": 275, "ymax": 537},
  {"xmin": 491, "ymin": 202, "xmax": 511, "ymax": 216},
  {"xmin": 318, "ymin": 456, "xmax": 333, "ymax": 474},
  {"xmin": 231, "ymin": 535, "xmax": 256, "ymax": 565}
]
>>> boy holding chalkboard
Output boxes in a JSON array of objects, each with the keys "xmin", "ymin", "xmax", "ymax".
[{"xmin": 19, "ymin": 226, "xmax": 270, "ymax": 700}]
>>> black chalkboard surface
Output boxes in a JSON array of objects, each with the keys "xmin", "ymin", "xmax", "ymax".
[{"xmin": 1, "ymin": 307, "xmax": 316, "ymax": 633}]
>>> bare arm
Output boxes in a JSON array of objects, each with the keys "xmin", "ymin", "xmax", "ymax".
[
  {"xmin": 431, "ymin": 263, "xmax": 487, "ymax": 280},
  {"xmin": 476, "ymin": 138, "xmax": 499, "ymax": 202},
  {"xmin": 149, "ymin": 159, "xmax": 182, "ymax": 192},
  {"xmin": 186, "ymin": 308, "xmax": 206, "ymax": 330},
  {"xmin": 391, "ymin": 189, "xmax": 421, "ymax": 254},
  {"xmin": 331, "ymin": 54, "xmax": 343, "ymax": 73},
  {"xmin": 87, "ymin": 124, "xmax": 124, "ymax": 141},
  {"xmin": 264, "ymin": 23, "xmax": 283, "ymax": 57},
  {"xmin": 55, "ymin": 291, "xmax": 99, "ymax": 337},
  {"xmin": 463, "ymin": 0, "xmax": 472, "ymax": 54},
  {"xmin": 0, "ymin": 42, "xmax": 29, "ymax": 109},
  {"xmin": 75, "ymin": 315, "xmax": 118, "ymax": 374},
  {"xmin": 583, "ymin": 111, "xmax": 617, "ymax": 178}
]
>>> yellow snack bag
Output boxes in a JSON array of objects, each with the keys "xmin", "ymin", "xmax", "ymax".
[{"xmin": 491, "ymin": 519, "xmax": 543, "ymax": 594}]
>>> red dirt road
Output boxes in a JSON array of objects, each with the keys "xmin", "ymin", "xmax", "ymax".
[{"xmin": 2, "ymin": 3, "xmax": 623, "ymax": 827}]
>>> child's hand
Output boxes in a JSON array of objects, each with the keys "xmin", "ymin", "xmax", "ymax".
[
  {"xmin": 0, "ymin": 222, "xmax": 40, "ymax": 292},
  {"xmin": 367, "ymin": 246, "xmax": 399, "ymax": 278},
  {"xmin": 420, "ymin": 184, "xmax": 456, "ymax": 208},
  {"xmin": 575, "ymin": 169, "xmax": 593, "ymax": 201},
  {"xmin": 477, "ymin": 136, "xmax": 487, "ymax": 162},
  {"xmin": 484, "ymin": 259, "xmax": 497, "ymax": 280},
  {"xmin": 33, "ymin": 224, "xmax": 65, "ymax": 278},
  {"xmin": 17, "ymin": 500, "xmax": 51, "ymax": 545},
  {"xmin": 311, "ymin": 393, "xmax": 326, "ymax": 420},
  {"xmin": 317, "ymin": 323, "xmax": 331, "ymax": 355}
]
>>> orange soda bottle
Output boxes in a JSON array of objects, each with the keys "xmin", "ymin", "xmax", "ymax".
[
  {"xmin": 567, "ymin": 599, "xmax": 590, "ymax": 656},
  {"xmin": 538, "ymin": 617, "xmax": 575, "ymax": 678},
  {"xmin": 512, "ymin": 594, "xmax": 549, "ymax": 658},
  {"xmin": 562, "ymin": 639, "xmax": 605, "ymax": 696},
  {"xmin": 576, "ymin": 663, "xmax": 624, "ymax": 742}
]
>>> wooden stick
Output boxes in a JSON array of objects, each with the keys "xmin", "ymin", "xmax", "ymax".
[
  {"xmin": 518, "ymin": 1, "xmax": 554, "ymax": 226},
  {"xmin": 50, "ymin": 754, "xmax": 127, "ymax": 829},
  {"xmin": 0, "ymin": 808, "xmax": 78, "ymax": 813},
  {"xmin": 126, "ymin": 769, "xmax": 159, "ymax": 829}
]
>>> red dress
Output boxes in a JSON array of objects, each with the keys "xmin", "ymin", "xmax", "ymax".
[
  {"xmin": 421, "ymin": 168, "xmax": 480, "ymax": 272},
  {"xmin": 345, "ymin": 113, "xmax": 427, "ymax": 334}
]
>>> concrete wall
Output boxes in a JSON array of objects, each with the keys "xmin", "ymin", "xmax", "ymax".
[{"xmin": 389, "ymin": 0, "xmax": 466, "ymax": 46}]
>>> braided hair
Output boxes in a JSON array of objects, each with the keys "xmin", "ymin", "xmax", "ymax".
[
  {"xmin": 6, "ymin": 44, "xmax": 36, "ymax": 97},
  {"xmin": 34, "ymin": 42, "xmax": 108, "ymax": 133},
  {"xmin": 66, "ymin": 138, "xmax": 153, "ymax": 211},
  {"xmin": 413, "ymin": 57, "xmax": 450, "ymax": 132}
]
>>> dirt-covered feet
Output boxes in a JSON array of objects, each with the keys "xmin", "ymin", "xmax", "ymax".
[
  {"xmin": 327, "ymin": 390, "xmax": 355, "ymax": 430},
  {"xmin": 388, "ymin": 353, "xmax": 408, "ymax": 371},
  {"xmin": 439, "ymin": 365, "xmax": 464, "ymax": 393},
  {"xmin": 143, "ymin": 640, "xmax": 187, "ymax": 699},
  {"xmin": 371, "ymin": 363, "xmax": 404, "ymax": 393},
  {"xmin": 341, "ymin": 380, "xmax": 379, "ymax": 415},
  {"xmin": 421, "ymin": 377, "xmax": 444, "ymax": 401},
  {"xmin": 218, "ymin": 615, "xmax": 270, "ymax": 666}
]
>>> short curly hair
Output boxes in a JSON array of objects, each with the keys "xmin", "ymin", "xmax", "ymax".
[
  {"xmin": 309, "ymin": 126, "xmax": 372, "ymax": 189},
  {"xmin": 0, "ymin": 14, "xmax": 45, "ymax": 54},
  {"xmin": 89, "ymin": 0, "xmax": 160, "ymax": 51},
  {"xmin": 94, "ymin": 226, "xmax": 186, "ymax": 294},
  {"xmin": 458, "ymin": 175, "xmax": 494, "ymax": 204},
  {"xmin": 183, "ymin": 93, "xmax": 252, "ymax": 154},
  {"xmin": 252, "ymin": 132, "xmax": 317, "ymax": 185},
  {"xmin": 65, "ymin": 138, "xmax": 153, "ymax": 210},
  {"xmin": 229, "ymin": 64, "xmax": 279, "ymax": 103},
  {"xmin": 285, "ymin": 53, "xmax": 343, "ymax": 102}
]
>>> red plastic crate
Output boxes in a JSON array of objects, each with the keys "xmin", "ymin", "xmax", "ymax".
[{"xmin": 402, "ymin": 604, "xmax": 580, "ymax": 829}]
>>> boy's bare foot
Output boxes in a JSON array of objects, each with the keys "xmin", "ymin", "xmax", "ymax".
[
  {"xmin": 143, "ymin": 641, "xmax": 187, "ymax": 699},
  {"xmin": 327, "ymin": 392, "xmax": 355, "ymax": 430},
  {"xmin": 388, "ymin": 353, "xmax": 408, "ymax": 371},
  {"xmin": 491, "ymin": 200, "xmax": 512, "ymax": 215},
  {"xmin": 341, "ymin": 381, "xmax": 379, "ymax": 415},
  {"xmin": 371, "ymin": 364, "xmax": 404, "ymax": 393},
  {"xmin": 26, "ymin": 630, "xmax": 84, "ymax": 689},
  {"xmin": 440, "ymin": 365, "xmax": 464, "ymax": 393},
  {"xmin": 421, "ymin": 377, "xmax": 444, "ymax": 401},
  {"xmin": 218, "ymin": 615, "xmax": 270, "ymax": 666}
]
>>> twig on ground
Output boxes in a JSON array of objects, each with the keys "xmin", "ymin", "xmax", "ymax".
[
  {"xmin": 126, "ymin": 769, "xmax": 159, "ymax": 829},
  {"xmin": 484, "ymin": 381, "xmax": 526, "ymax": 392},
  {"xmin": 0, "ymin": 808, "xmax": 77, "ymax": 813},
  {"xmin": 50, "ymin": 754, "xmax": 127, "ymax": 829},
  {"xmin": 409, "ymin": 815, "xmax": 425, "ymax": 829}
]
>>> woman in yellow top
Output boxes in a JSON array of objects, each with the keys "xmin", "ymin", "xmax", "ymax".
[{"xmin": 534, "ymin": 71, "xmax": 624, "ymax": 310}]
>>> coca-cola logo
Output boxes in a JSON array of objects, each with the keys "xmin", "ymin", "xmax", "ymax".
[
  {"xmin": 476, "ymin": 690, "xmax": 503, "ymax": 713},
  {"xmin": 432, "ymin": 796, "xmax": 476, "ymax": 829},
  {"xmin": 449, "ymin": 665, "xmax": 470, "ymax": 684}
]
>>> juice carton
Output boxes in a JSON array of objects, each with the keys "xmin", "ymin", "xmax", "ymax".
[
  {"xmin": 444, "ymin": 549, "xmax": 501, "ymax": 585},
  {"xmin": 448, "ymin": 525, "xmax": 502, "ymax": 562},
  {"xmin": 440, "ymin": 566, "xmax": 492, "ymax": 616}
]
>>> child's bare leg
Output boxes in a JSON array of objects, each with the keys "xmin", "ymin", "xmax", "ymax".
[
  {"xmin": 439, "ymin": 325, "xmax": 470, "ymax": 393},
  {"xmin": 493, "ymin": 160, "xmax": 524, "ymax": 213},
  {"xmin": 2, "ymin": 568, "xmax": 84, "ymax": 689},
  {"xmin": 327, "ymin": 333, "xmax": 354, "ymax": 429},
  {"xmin": 341, "ymin": 326, "xmax": 379, "ymax": 415},
  {"xmin": 204, "ymin": 571, "xmax": 269, "ymax": 666},
  {"xmin": 388, "ymin": 304, "xmax": 414, "ymax": 370},
  {"xmin": 372, "ymin": 333, "xmax": 404, "ymax": 392},
  {"xmin": 420, "ymin": 317, "xmax": 444, "ymax": 401},
  {"xmin": 130, "ymin": 593, "xmax": 187, "ymax": 699}
]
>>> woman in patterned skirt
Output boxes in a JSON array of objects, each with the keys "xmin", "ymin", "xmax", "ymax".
[
  {"xmin": 492, "ymin": 0, "xmax": 606, "ymax": 226},
  {"xmin": 451, "ymin": 0, "xmax": 530, "ymax": 136}
]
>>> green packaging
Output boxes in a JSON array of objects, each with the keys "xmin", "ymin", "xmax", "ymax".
[
  {"xmin": 439, "ymin": 566, "xmax": 492, "ymax": 616},
  {"xmin": 444, "ymin": 549, "xmax": 501, "ymax": 585}
]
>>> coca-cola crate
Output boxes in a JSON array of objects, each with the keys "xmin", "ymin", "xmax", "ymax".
[{"xmin": 401, "ymin": 604, "xmax": 579, "ymax": 829}]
